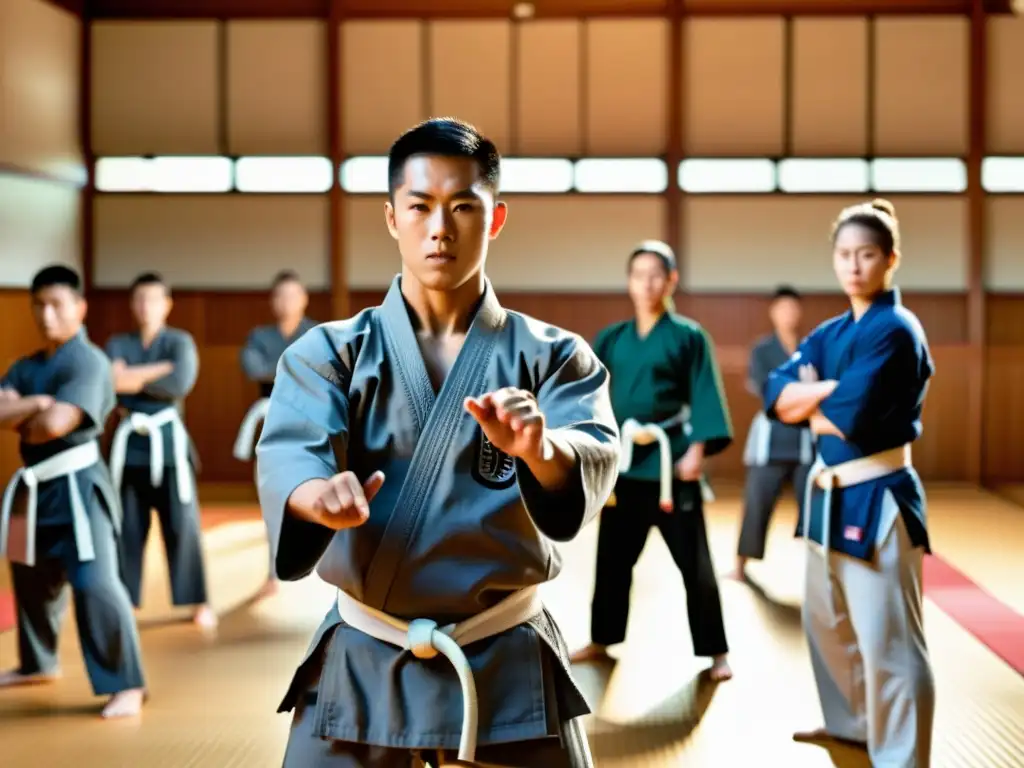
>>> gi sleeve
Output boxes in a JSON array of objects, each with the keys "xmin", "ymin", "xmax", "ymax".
[
  {"xmin": 817, "ymin": 324, "xmax": 912, "ymax": 441},
  {"xmin": 256, "ymin": 328, "xmax": 350, "ymax": 581},
  {"xmin": 748, "ymin": 342, "xmax": 770, "ymax": 395},
  {"xmin": 241, "ymin": 329, "xmax": 277, "ymax": 381},
  {"xmin": 686, "ymin": 326, "xmax": 733, "ymax": 458},
  {"xmin": 517, "ymin": 334, "xmax": 620, "ymax": 542},
  {"xmin": 53, "ymin": 349, "xmax": 113, "ymax": 429},
  {"xmin": 763, "ymin": 330, "xmax": 824, "ymax": 421},
  {"xmin": 144, "ymin": 332, "xmax": 199, "ymax": 399},
  {"xmin": 103, "ymin": 335, "xmax": 122, "ymax": 360},
  {"xmin": 0, "ymin": 360, "xmax": 23, "ymax": 393}
]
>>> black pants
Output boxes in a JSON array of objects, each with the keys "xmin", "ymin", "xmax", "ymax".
[
  {"xmin": 590, "ymin": 477, "xmax": 728, "ymax": 657},
  {"xmin": 11, "ymin": 506, "xmax": 146, "ymax": 695},
  {"xmin": 738, "ymin": 462, "xmax": 811, "ymax": 560},
  {"xmin": 118, "ymin": 465, "xmax": 208, "ymax": 608}
]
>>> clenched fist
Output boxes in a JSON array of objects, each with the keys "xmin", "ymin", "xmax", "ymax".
[{"xmin": 291, "ymin": 470, "xmax": 385, "ymax": 531}]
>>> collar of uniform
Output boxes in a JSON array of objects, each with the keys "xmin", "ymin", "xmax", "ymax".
[
  {"xmin": 875, "ymin": 287, "xmax": 901, "ymax": 307},
  {"xmin": 382, "ymin": 274, "xmax": 506, "ymax": 336}
]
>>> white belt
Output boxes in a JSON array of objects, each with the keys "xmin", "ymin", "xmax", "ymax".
[
  {"xmin": 232, "ymin": 397, "xmax": 270, "ymax": 461},
  {"xmin": 0, "ymin": 441, "xmax": 100, "ymax": 566},
  {"xmin": 109, "ymin": 406, "xmax": 193, "ymax": 504},
  {"xmin": 335, "ymin": 586, "xmax": 544, "ymax": 763},
  {"xmin": 803, "ymin": 444, "xmax": 912, "ymax": 616},
  {"xmin": 619, "ymin": 419, "xmax": 674, "ymax": 510},
  {"xmin": 615, "ymin": 407, "xmax": 714, "ymax": 510}
]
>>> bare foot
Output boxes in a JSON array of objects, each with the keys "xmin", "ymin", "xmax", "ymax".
[
  {"xmin": 793, "ymin": 728, "xmax": 866, "ymax": 748},
  {"xmin": 569, "ymin": 643, "xmax": 613, "ymax": 665},
  {"xmin": 254, "ymin": 578, "xmax": 280, "ymax": 602},
  {"xmin": 0, "ymin": 668, "xmax": 61, "ymax": 688},
  {"xmin": 192, "ymin": 604, "xmax": 218, "ymax": 630},
  {"xmin": 709, "ymin": 655, "xmax": 732, "ymax": 681},
  {"xmin": 100, "ymin": 688, "xmax": 145, "ymax": 719}
]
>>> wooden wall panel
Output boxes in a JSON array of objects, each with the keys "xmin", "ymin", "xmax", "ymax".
[
  {"xmin": 341, "ymin": 20, "xmax": 424, "ymax": 155},
  {"xmin": 0, "ymin": 292, "xmax": 43, "ymax": 486},
  {"xmin": 790, "ymin": 17, "xmax": 868, "ymax": 156},
  {"xmin": 987, "ymin": 15, "xmax": 1024, "ymax": 154},
  {"xmin": 515, "ymin": 20, "xmax": 582, "ymax": 156},
  {"xmin": 585, "ymin": 18, "xmax": 668, "ymax": 155},
  {"xmin": 225, "ymin": 20, "xmax": 327, "ymax": 155},
  {"xmin": 90, "ymin": 21, "xmax": 219, "ymax": 155},
  {"xmin": 428, "ymin": 20, "xmax": 512, "ymax": 150},
  {"xmin": 93, "ymin": 195, "xmax": 330, "ymax": 290},
  {"xmin": 985, "ymin": 192, "xmax": 1024, "ymax": 292},
  {"xmin": 0, "ymin": 0, "xmax": 82, "ymax": 178},
  {"xmin": 873, "ymin": 16, "xmax": 969, "ymax": 156},
  {"xmin": 684, "ymin": 18, "xmax": 785, "ymax": 156},
  {"xmin": 0, "ymin": 175, "xmax": 82, "ymax": 287},
  {"xmin": 684, "ymin": 196, "xmax": 969, "ymax": 292}
]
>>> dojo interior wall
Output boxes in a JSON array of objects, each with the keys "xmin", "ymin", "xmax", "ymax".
[
  {"xmin": 0, "ymin": 0, "xmax": 83, "ymax": 482},
  {"xmin": 7, "ymin": 4, "xmax": 1024, "ymax": 488}
]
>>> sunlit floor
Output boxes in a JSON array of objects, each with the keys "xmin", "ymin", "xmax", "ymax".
[{"xmin": 2, "ymin": 486, "xmax": 1023, "ymax": 767}]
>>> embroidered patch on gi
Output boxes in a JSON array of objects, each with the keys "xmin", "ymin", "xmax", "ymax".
[
  {"xmin": 472, "ymin": 431, "xmax": 517, "ymax": 490},
  {"xmin": 843, "ymin": 525, "xmax": 864, "ymax": 542}
]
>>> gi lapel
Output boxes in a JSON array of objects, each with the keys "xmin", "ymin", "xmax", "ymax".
[{"xmin": 362, "ymin": 276, "xmax": 507, "ymax": 611}]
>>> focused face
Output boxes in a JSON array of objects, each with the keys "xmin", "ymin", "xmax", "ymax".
[
  {"xmin": 384, "ymin": 154, "xmax": 507, "ymax": 292},
  {"xmin": 627, "ymin": 252, "xmax": 677, "ymax": 312},
  {"xmin": 130, "ymin": 282, "xmax": 171, "ymax": 329},
  {"xmin": 832, "ymin": 223, "xmax": 894, "ymax": 299},
  {"xmin": 769, "ymin": 296, "xmax": 802, "ymax": 333},
  {"xmin": 32, "ymin": 285, "xmax": 86, "ymax": 344},
  {"xmin": 271, "ymin": 279, "xmax": 308, "ymax": 321}
]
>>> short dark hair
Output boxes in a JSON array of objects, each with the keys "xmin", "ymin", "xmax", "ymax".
[
  {"xmin": 31, "ymin": 265, "xmax": 82, "ymax": 295},
  {"xmin": 130, "ymin": 271, "xmax": 168, "ymax": 292},
  {"xmin": 628, "ymin": 240, "xmax": 677, "ymax": 275},
  {"xmin": 271, "ymin": 270, "xmax": 301, "ymax": 289},
  {"xmin": 772, "ymin": 285, "xmax": 802, "ymax": 302},
  {"xmin": 387, "ymin": 117, "xmax": 501, "ymax": 201},
  {"xmin": 831, "ymin": 198, "xmax": 900, "ymax": 255}
]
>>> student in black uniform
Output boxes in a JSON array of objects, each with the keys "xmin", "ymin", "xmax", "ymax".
[{"xmin": 570, "ymin": 241, "xmax": 734, "ymax": 682}]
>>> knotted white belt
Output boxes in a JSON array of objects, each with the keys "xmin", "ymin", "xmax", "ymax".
[
  {"xmin": 335, "ymin": 586, "xmax": 544, "ymax": 764},
  {"xmin": 803, "ymin": 444, "xmax": 912, "ymax": 617},
  {"xmin": 109, "ymin": 406, "xmax": 193, "ymax": 504},
  {"xmin": 0, "ymin": 441, "xmax": 100, "ymax": 566},
  {"xmin": 615, "ymin": 407, "xmax": 714, "ymax": 510},
  {"xmin": 232, "ymin": 397, "xmax": 270, "ymax": 461}
]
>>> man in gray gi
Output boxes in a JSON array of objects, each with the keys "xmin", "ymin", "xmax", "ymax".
[
  {"xmin": 0, "ymin": 265, "xmax": 147, "ymax": 718},
  {"xmin": 105, "ymin": 272, "xmax": 215, "ymax": 629},
  {"xmin": 257, "ymin": 117, "xmax": 620, "ymax": 767}
]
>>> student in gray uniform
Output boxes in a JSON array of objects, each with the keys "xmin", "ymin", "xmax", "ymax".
[
  {"xmin": 256, "ymin": 118, "xmax": 619, "ymax": 767},
  {"xmin": 0, "ymin": 265, "xmax": 147, "ymax": 719},
  {"xmin": 734, "ymin": 286, "xmax": 814, "ymax": 580},
  {"xmin": 104, "ymin": 272, "xmax": 216, "ymax": 630},
  {"xmin": 236, "ymin": 270, "xmax": 316, "ymax": 600}
]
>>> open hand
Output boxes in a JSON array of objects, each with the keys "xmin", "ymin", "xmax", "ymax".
[
  {"xmin": 464, "ymin": 388, "xmax": 548, "ymax": 462},
  {"xmin": 310, "ymin": 470, "xmax": 385, "ymax": 531}
]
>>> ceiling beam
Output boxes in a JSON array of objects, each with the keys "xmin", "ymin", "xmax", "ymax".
[{"xmin": 86, "ymin": 0, "xmax": 1016, "ymax": 20}]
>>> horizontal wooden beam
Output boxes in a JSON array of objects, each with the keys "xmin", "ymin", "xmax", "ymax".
[{"xmin": 87, "ymin": 0, "xmax": 1015, "ymax": 19}]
